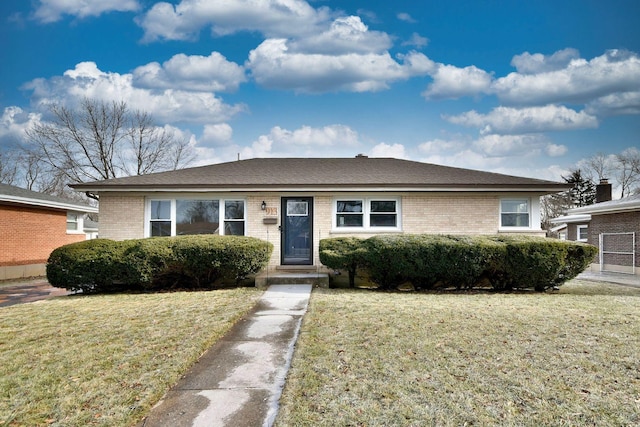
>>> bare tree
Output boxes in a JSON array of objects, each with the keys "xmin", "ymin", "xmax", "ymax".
[
  {"xmin": 121, "ymin": 111, "xmax": 193, "ymax": 176},
  {"xmin": 582, "ymin": 149, "xmax": 640, "ymax": 198},
  {"xmin": 540, "ymin": 191, "xmax": 572, "ymax": 235},
  {"xmin": 24, "ymin": 98, "xmax": 194, "ymax": 196},
  {"xmin": 616, "ymin": 148, "xmax": 640, "ymax": 198},
  {"xmin": 0, "ymin": 150, "xmax": 19, "ymax": 185},
  {"xmin": 583, "ymin": 152, "xmax": 614, "ymax": 182}
]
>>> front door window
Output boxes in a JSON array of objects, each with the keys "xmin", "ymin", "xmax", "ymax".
[{"xmin": 282, "ymin": 197, "xmax": 313, "ymax": 265}]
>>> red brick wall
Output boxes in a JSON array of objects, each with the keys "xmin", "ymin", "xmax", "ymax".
[{"xmin": 0, "ymin": 204, "xmax": 85, "ymax": 266}]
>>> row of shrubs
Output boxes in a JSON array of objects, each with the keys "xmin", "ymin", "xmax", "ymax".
[
  {"xmin": 319, "ymin": 234, "xmax": 598, "ymax": 291},
  {"xmin": 47, "ymin": 235, "xmax": 273, "ymax": 293}
]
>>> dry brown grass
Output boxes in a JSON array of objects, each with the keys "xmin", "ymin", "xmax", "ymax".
[
  {"xmin": 276, "ymin": 280, "xmax": 640, "ymax": 426},
  {"xmin": 0, "ymin": 288, "xmax": 262, "ymax": 426}
]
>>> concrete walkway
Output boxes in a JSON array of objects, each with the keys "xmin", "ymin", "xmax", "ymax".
[
  {"xmin": 139, "ymin": 284, "xmax": 312, "ymax": 427},
  {"xmin": 0, "ymin": 279, "xmax": 71, "ymax": 307},
  {"xmin": 577, "ymin": 270, "xmax": 640, "ymax": 288}
]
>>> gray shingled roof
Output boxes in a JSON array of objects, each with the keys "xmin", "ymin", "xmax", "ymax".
[
  {"xmin": 569, "ymin": 193, "xmax": 640, "ymax": 215},
  {"xmin": 71, "ymin": 157, "xmax": 569, "ymax": 192},
  {"xmin": 0, "ymin": 183, "xmax": 97, "ymax": 212}
]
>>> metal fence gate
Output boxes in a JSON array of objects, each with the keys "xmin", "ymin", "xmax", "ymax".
[{"xmin": 599, "ymin": 232, "xmax": 636, "ymax": 274}]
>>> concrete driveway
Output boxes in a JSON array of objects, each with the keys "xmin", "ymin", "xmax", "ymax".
[{"xmin": 0, "ymin": 279, "xmax": 71, "ymax": 307}]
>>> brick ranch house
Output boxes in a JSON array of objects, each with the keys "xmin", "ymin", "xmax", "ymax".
[
  {"xmin": 554, "ymin": 189, "xmax": 640, "ymax": 275},
  {"xmin": 72, "ymin": 156, "xmax": 570, "ymax": 272},
  {"xmin": 0, "ymin": 183, "xmax": 98, "ymax": 280}
]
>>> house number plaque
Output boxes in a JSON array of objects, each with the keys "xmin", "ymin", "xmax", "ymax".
[{"xmin": 265, "ymin": 207, "xmax": 278, "ymax": 216}]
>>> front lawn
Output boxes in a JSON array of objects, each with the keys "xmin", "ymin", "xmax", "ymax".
[
  {"xmin": 0, "ymin": 288, "xmax": 262, "ymax": 426},
  {"xmin": 276, "ymin": 280, "xmax": 640, "ymax": 426}
]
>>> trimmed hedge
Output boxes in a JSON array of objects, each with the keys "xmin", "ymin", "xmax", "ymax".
[
  {"xmin": 47, "ymin": 235, "xmax": 273, "ymax": 293},
  {"xmin": 319, "ymin": 237, "xmax": 366, "ymax": 288},
  {"xmin": 319, "ymin": 234, "xmax": 597, "ymax": 291}
]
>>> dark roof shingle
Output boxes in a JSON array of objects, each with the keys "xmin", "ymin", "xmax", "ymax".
[{"xmin": 71, "ymin": 157, "xmax": 569, "ymax": 192}]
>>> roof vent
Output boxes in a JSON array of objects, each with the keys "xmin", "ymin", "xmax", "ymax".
[{"xmin": 355, "ymin": 154, "xmax": 368, "ymax": 158}]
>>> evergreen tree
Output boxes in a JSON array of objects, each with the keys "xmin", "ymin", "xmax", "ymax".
[{"xmin": 563, "ymin": 169, "xmax": 596, "ymax": 207}]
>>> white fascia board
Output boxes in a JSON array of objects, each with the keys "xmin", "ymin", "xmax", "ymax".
[
  {"xmin": 76, "ymin": 185, "xmax": 564, "ymax": 193},
  {"xmin": 570, "ymin": 203, "xmax": 640, "ymax": 215},
  {"xmin": 0, "ymin": 195, "xmax": 98, "ymax": 213},
  {"xmin": 549, "ymin": 214, "xmax": 591, "ymax": 224}
]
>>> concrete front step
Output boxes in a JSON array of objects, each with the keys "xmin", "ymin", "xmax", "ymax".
[{"xmin": 255, "ymin": 271, "xmax": 329, "ymax": 288}]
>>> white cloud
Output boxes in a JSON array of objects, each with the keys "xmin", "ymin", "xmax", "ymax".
[
  {"xmin": 417, "ymin": 138, "xmax": 466, "ymax": 155},
  {"xmin": 417, "ymin": 135, "xmax": 568, "ymax": 182},
  {"xmin": 473, "ymin": 134, "xmax": 566, "ymax": 158},
  {"xmin": 266, "ymin": 124, "xmax": 359, "ymax": 147},
  {"xmin": 24, "ymin": 62, "xmax": 245, "ymax": 124},
  {"xmin": 422, "ymin": 64, "xmax": 493, "ymax": 99},
  {"xmin": 586, "ymin": 91, "xmax": 640, "ymax": 116},
  {"xmin": 397, "ymin": 12, "xmax": 416, "ymax": 23},
  {"xmin": 288, "ymin": 16, "xmax": 392, "ymax": 54},
  {"xmin": 0, "ymin": 106, "xmax": 41, "ymax": 143},
  {"xmin": 240, "ymin": 135, "xmax": 274, "ymax": 159},
  {"xmin": 510, "ymin": 48, "xmax": 580, "ymax": 74},
  {"xmin": 33, "ymin": 0, "xmax": 139, "ymax": 23},
  {"xmin": 137, "ymin": 0, "xmax": 331, "ymax": 42},
  {"xmin": 402, "ymin": 32, "xmax": 429, "ymax": 48},
  {"xmin": 445, "ymin": 105, "xmax": 599, "ymax": 134},
  {"xmin": 546, "ymin": 143, "xmax": 568, "ymax": 157},
  {"xmin": 370, "ymin": 142, "xmax": 407, "ymax": 159},
  {"xmin": 201, "ymin": 123, "xmax": 234, "ymax": 146},
  {"xmin": 493, "ymin": 49, "xmax": 640, "ymax": 105},
  {"xmin": 132, "ymin": 52, "xmax": 246, "ymax": 92},
  {"xmin": 247, "ymin": 39, "xmax": 434, "ymax": 92},
  {"xmin": 239, "ymin": 124, "xmax": 361, "ymax": 158}
]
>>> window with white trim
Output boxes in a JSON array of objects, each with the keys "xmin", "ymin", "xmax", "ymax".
[
  {"xmin": 577, "ymin": 225, "xmax": 588, "ymax": 242},
  {"xmin": 150, "ymin": 200, "xmax": 172, "ymax": 236},
  {"xmin": 66, "ymin": 212, "xmax": 79, "ymax": 231},
  {"xmin": 500, "ymin": 199, "xmax": 530, "ymax": 228},
  {"xmin": 148, "ymin": 198, "xmax": 245, "ymax": 237},
  {"xmin": 334, "ymin": 198, "xmax": 400, "ymax": 230}
]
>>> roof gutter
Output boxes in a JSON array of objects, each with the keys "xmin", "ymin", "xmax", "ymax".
[
  {"xmin": 0, "ymin": 195, "xmax": 98, "ymax": 213},
  {"xmin": 71, "ymin": 184, "xmax": 570, "ymax": 194}
]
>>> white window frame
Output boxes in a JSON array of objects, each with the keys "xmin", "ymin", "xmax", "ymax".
[
  {"xmin": 499, "ymin": 198, "xmax": 531, "ymax": 229},
  {"xmin": 66, "ymin": 211, "xmax": 84, "ymax": 235},
  {"xmin": 145, "ymin": 197, "xmax": 247, "ymax": 237},
  {"xmin": 332, "ymin": 197, "xmax": 401, "ymax": 232},
  {"xmin": 577, "ymin": 225, "xmax": 589, "ymax": 242}
]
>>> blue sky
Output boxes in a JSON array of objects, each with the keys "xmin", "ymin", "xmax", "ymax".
[{"xmin": 1, "ymin": 0, "xmax": 639, "ymax": 183}]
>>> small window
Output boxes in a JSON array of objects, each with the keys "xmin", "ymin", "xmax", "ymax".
[
  {"xmin": 66, "ymin": 213, "xmax": 78, "ymax": 231},
  {"xmin": 577, "ymin": 225, "xmax": 588, "ymax": 242},
  {"xmin": 370, "ymin": 200, "xmax": 397, "ymax": 227},
  {"xmin": 334, "ymin": 198, "xmax": 400, "ymax": 230},
  {"xmin": 150, "ymin": 200, "xmax": 171, "ymax": 237},
  {"xmin": 500, "ymin": 199, "xmax": 530, "ymax": 228},
  {"xmin": 336, "ymin": 200, "xmax": 363, "ymax": 227},
  {"xmin": 224, "ymin": 200, "xmax": 245, "ymax": 235}
]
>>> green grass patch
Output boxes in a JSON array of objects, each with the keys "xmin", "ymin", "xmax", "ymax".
[
  {"xmin": 0, "ymin": 288, "xmax": 262, "ymax": 426},
  {"xmin": 276, "ymin": 280, "xmax": 640, "ymax": 426}
]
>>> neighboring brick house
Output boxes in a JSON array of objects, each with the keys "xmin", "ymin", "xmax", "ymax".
[
  {"xmin": 566, "ymin": 194, "xmax": 640, "ymax": 275},
  {"xmin": 0, "ymin": 183, "xmax": 98, "ymax": 280},
  {"xmin": 550, "ymin": 179, "xmax": 614, "ymax": 241},
  {"xmin": 72, "ymin": 156, "xmax": 569, "ymax": 272}
]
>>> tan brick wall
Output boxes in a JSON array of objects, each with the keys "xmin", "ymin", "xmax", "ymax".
[
  {"xmin": 401, "ymin": 194, "xmax": 500, "ymax": 234},
  {"xmin": 0, "ymin": 205, "xmax": 85, "ymax": 267},
  {"xmin": 97, "ymin": 192, "xmax": 545, "ymax": 270},
  {"xmin": 98, "ymin": 194, "xmax": 145, "ymax": 240}
]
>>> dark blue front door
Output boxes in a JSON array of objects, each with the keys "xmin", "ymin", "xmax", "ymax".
[{"xmin": 281, "ymin": 197, "xmax": 313, "ymax": 265}]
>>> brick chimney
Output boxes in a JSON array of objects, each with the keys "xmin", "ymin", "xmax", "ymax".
[{"xmin": 596, "ymin": 178, "xmax": 612, "ymax": 203}]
